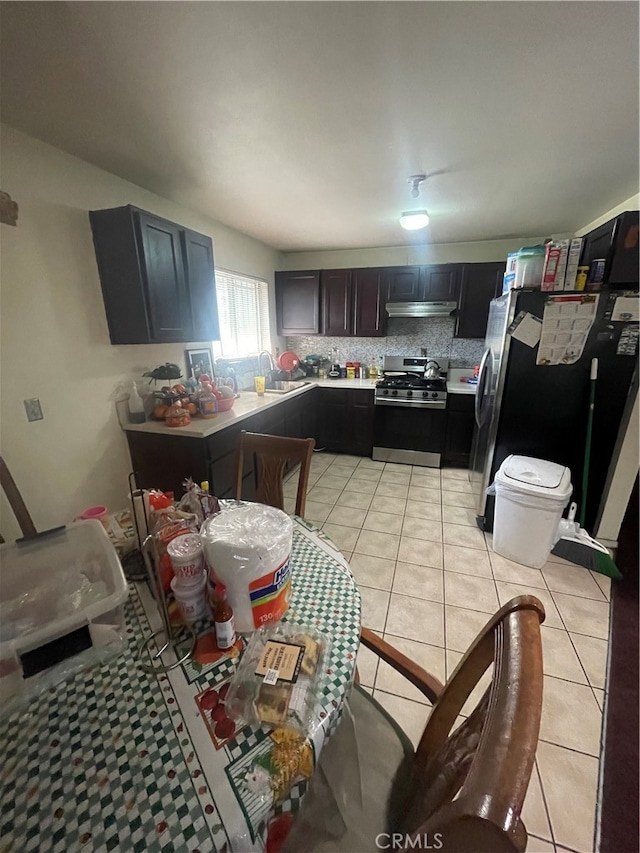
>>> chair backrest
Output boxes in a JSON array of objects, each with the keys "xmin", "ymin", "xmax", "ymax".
[
  {"xmin": 401, "ymin": 595, "xmax": 545, "ymax": 852},
  {"xmin": 0, "ymin": 456, "xmax": 37, "ymax": 543},
  {"xmin": 234, "ymin": 431, "xmax": 315, "ymax": 517}
]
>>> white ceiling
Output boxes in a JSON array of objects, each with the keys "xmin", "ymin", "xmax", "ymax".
[{"xmin": 1, "ymin": 2, "xmax": 638, "ymax": 252}]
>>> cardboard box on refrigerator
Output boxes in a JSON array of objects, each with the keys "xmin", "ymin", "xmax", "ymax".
[
  {"xmin": 541, "ymin": 240, "xmax": 570, "ymax": 292},
  {"xmin": 563, "ymin": 237, "xmax": 583, "ymax": 290}
]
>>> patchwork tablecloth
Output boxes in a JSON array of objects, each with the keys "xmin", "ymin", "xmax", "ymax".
[{"xmin": 0, "ymin": 518, "xmax": 361, "ymax": 852}]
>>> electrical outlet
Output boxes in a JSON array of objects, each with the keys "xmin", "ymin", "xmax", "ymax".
[{"xmin": 24, "ymin": 398, "xmax": 43, "ymax": 422}]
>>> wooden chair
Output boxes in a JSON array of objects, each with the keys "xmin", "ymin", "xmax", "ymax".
[
  {"xmin": 283, "ymin": 595, "xmax": 545, "ymax": 852},
  {"xmin": 234, "ymin": 431, "xmax": 315, "ymax": 517},
  {"xmin": 0, "ymin": 456, "xmax": 36, "ymax": 543}
]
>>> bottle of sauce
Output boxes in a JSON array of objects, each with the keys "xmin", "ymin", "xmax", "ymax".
[{"xmin": 213, "ymin": 584, "xmax": 236, "ymax": 650}]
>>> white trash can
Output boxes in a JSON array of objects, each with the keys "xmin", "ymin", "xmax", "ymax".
[{"xmin": 491, "ymin": 455, "xmax": 572, "ymax": 569}]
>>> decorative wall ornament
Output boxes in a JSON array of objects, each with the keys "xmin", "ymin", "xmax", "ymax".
[{"xmin": 0, "ymin": 191, "xmax": 18, "ymax": 226}]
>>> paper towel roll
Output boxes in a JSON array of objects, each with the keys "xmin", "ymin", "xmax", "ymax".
[{"xmin": 201, "ymin": 503, "xmax": 293, "ymax": 632}]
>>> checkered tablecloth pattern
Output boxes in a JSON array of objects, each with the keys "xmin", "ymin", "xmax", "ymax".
[{"xmin": 0, "ymin": 518, "xmax": 361, "ymax": 852}]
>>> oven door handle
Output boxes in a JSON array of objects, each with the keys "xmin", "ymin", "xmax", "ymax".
[
  {"xmin": 474, "ymin": 349, "xmax": 491, "ymax": 428},
  {"xmin": 374, "ymin": 398, "xmax": 446, "ymax": 409}
]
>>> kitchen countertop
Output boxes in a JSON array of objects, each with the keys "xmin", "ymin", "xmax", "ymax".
[
  {"xmin": 447, "ymin": 368, "xmax": 478, "ymax": 396},
  {"xmin": 122, "ymin": 378, "xmax": 377, "ymax": 439}
]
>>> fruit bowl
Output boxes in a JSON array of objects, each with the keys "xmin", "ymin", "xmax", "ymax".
[{"xmin": 217, "ymin": 394, "xmax": 238, "ymax": 413}]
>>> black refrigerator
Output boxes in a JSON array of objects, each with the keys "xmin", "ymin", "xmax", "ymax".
[{"xmin": 469, "ymin": 288, "xmax": 638, "ymax": 533}]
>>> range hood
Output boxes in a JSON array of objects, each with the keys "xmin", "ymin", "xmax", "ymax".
[{"xmin": 385, "ymin": 301, "xmax": 457, "ymax": 318}]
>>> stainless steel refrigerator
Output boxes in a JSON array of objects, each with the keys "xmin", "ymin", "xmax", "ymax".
[{"xmin": 469, "ymin": 289, "xmax": 638, "ymax": 533}]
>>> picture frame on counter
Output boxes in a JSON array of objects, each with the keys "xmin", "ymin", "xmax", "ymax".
[{"xmin": 186, "ymin": 347, "xmax": 214, "ymax": 380}]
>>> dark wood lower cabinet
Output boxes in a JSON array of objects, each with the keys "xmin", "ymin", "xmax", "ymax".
[
  {"xmin": 126, "ymin": 388, "xmax": 321, "ymax": 499},
  {"xmin": 443, "ymin": 393, "xmax": 475, "ymax": 468},
  {"xmin": 128, "ymin": 388, "xmax": 477, "ymax": 493},
  {"xmin": 316, "ymin": 388, "xmax": 375, "ymax": 456}
]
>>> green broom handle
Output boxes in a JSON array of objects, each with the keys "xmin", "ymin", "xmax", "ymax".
[{"xmin": 580, "ymin": 358, "xmax": 598, "ymax": 529}]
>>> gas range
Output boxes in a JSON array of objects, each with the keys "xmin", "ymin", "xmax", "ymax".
[{"xmin": 374, "ymin": 356, "xmax": 448, "ymax": 409}]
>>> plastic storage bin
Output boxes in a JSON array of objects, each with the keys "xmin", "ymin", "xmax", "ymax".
[
  {"xmin": 491, "ymin": 455, "xmax": 572, "ymax": 569},
  {"xmin": 514, "ymin": 245, "xmax": 546, "ymax": 289},
  {"xmin": 0, "ymin": 520, "xmax": 129, "ymax": 711}
]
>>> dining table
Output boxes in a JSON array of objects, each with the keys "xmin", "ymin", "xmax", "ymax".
[{"xmin": 0, "ymin": 516, "xmax": 362, "ymax": 853}]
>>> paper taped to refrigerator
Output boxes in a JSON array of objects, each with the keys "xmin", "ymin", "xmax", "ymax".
[
  {"xmin": 537, "ymin": 293, "xmax": 599, "ymax": 365},
  {"xmin": 611, "ymin": 296, "xmax": 639, "ymax": 323},
  {"xmin": 508, "ymin": 311, "xmax": 542, "ymax": 348}
]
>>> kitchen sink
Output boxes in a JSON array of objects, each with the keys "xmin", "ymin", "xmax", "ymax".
[{"xmin": 264, "ymin": 381, "xmax": 310, "ymax": 394}]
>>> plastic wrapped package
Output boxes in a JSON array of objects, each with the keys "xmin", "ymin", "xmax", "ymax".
[
  {"xmin": 224, "ymin": 623, "xmax": 330, "ymax": 808},
  {"xmin": 201, "ymin": 503, "xmax": 293, "ymax": 633},
  {"xmin": 0, "ymin": 521, "xmax": 128, "ymax": 716},
  {"xmin": 225, "ymin": 623, "xmax": 330, "ymax": 736}
]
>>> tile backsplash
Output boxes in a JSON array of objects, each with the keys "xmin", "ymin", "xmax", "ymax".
[{"xmin": 286, "ymin": 317, "xmax": 485, "ymax": 367}]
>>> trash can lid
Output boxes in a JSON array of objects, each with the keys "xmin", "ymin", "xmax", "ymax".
[{"xmin": 496, "ymin": 455, "xmax": 572, "ymax": 496}]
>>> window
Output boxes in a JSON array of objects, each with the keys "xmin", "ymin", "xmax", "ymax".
[{"xmin": 214, "ymin": 269, "xmax": 271, "ymax": 357}]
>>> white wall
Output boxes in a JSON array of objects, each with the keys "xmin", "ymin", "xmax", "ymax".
[
  {"xmin": 576, "ymin": 193, "xmax": 639, "ymax": 235},
  {"xmin": 0, "ymin": 124, "xmax": 281, "ymax": 541},
  {"xmin": 278, "ymin": 236, "xmax": 547, "ymax": 271}
]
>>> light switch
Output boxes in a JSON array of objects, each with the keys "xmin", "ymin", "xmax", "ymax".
[{"xmin": 24, "ymin": 398, "xmax": 43, "ymax": 422}]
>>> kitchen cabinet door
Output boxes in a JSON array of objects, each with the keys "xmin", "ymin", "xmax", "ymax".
[
  {"xmin": 283, "ymin": 396, "xmax": 304, "ymax": 439},
  {"xmin": 347, "ymin": 390, "xmax": 375, "ymax": 456},
  {"xmin": 182, "ymin": 229, "xmax": 220, "ymax": 342},
  {"xmin": 455, "ymin": 262, "xmax": 505, "ymax": 339},
  {"xmin": 90, "ymin": 205, "xmax": 219, "ymax": 345},
  {"xmin": 580, "ymin": 211, "xmax": 639, "ymax": 287},
  {"xmin": 316, "ymin": 388, "xmax": 348, "ymax": 451},
  {"xmin": 127, "ymin": 431, "xmax": 208, "ymax": 496},
  {"xmin": 275, "ymin": 271, "xmax": 321, "ymax": 335},
  {"xmin": 322, "ymin": 270, "xmax": 353, "ymax": 336},
  {"xmin": 384, "ymin": 266, "xmax": 421, "ymax": 301},
  {"xmin": 353, "ymin": 268, "xmax": 386, "ymax": 337},
  {"xmin": 301, "ymin": 388, "xmax": 318, "ymax": 442},
  {"xmin": 443, "ymin": 394, "xmax": 475, "ymax": 467},
  {"xmin": 137, "ymin": 212, "xmax": 192, "ymax": 343},
  {"xmin": 420, "ymin": 265, "xmax": 461, "ymax": 301}
]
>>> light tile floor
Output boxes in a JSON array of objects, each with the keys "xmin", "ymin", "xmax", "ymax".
[{"xmin": 284, "ymin": 452, "xmax": 611, "ymax": 853}]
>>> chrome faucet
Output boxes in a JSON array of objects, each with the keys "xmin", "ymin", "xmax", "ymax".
[{"xmin": 258, "ymin": 351, "xmax": 277, "ymax": 386}]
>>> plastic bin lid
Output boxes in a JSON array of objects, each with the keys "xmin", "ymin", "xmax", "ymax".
[
  {"xmin": 0, "ymin": 520, "xmax": 128, "ymax": 653},
  {"xmin": 496, "ymin": 455, "xmax": 572, "ymax": 498}
]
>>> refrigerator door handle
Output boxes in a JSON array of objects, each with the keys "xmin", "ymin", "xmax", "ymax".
[{"xmin": 475, "ymin": 348, "xmax": 491, "ymax": 428}]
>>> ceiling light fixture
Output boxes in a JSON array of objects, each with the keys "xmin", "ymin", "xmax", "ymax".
[{"xmin": 400, "ymin": 174, "xmax": 429, "ymax": 231}]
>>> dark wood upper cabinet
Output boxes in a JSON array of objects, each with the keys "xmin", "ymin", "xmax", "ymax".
[
  {"xmin": 420, "ymin": 264, "xmax": 461, "ymax": 301},
  {"xmin": 275, "ymin": 270, "xmax": 321, "ymax": 335},
  {"xmin": 455, "ymin": 262, "xmax": 505, "ymax": 339},
  {"xmin": 137, "ymin": 212, "xmax": 191, "ymax": 342},
  {"xmin": 353, "ymin": 268, "xmax": 386, "ymax": 337},
  {"xmin": 89, "ymin": 205, "xmax": 218, "ymax": 344},
  {"xmin": 580, "ymin": 211, "xmax": 639, "ymax": 287},
  {"xmin": 384, "ymin": 266, "xmax": 421, "ymax": 301},
  {"xmin": 319, "ymin": 268, "xmax": 386, "ymax": 337},
  {"xmin": 322, "ymin": 269, "xmax": 353, "ymax": 336},
  {"xmin": 182, "ymin": 229, "xmax": 220, "ymax": 342}
]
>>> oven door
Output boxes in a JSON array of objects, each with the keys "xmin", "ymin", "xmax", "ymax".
[{"xmin": 373, "ymin": 404, "xmax": 446, "ymax": 467}]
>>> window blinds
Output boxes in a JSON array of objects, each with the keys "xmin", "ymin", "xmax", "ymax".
[{"xmin": 214, "ymin": 269, "xmax": 271, "ymax": 357}]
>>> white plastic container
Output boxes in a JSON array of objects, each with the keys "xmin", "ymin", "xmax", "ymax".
[
  {"xmin": 0, "ymin": 520, "xmax": 129, "ymax": 709},
  {"xmin": 201, "ymin": 503, "xmax": 293, "ymax": 633},
  {"xmin": 491, "ymin": 455, "xmax": 572, "ymax": 569},
  {"xmin": 514, "ymin": 246, "xmax": 546, "ymax": 289},
  {"xmin": 167, "ymin": 533, "xmax": 204, "ymax": 582},
  {"xmin": 171, "ymin": 571, "xmax": 207, "ymax": 623}
]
